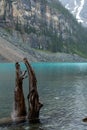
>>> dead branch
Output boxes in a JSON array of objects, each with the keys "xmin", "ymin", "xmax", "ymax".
[
  {"xmin": 13, "ymin": 62, "xmax": 27, "ymax": 118},
  {"xmin": 23, "ymin": 58, "xmax": 43, "ymax": 123}
]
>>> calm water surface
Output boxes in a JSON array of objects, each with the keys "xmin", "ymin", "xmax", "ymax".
[{"xmin": 0, "ymin": 63, "xmax": 87, "ymax": 130}]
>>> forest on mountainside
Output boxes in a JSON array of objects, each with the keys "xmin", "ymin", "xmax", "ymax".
[{"xmin": 0, "ymin": 0, "xmax": 87, "ymax": 58}]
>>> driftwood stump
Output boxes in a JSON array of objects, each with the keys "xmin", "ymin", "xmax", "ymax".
[
  {"xmin": 12, "ymin": 62, "xmax": 27, "ymax": 119},
  {"xmin": 23, "ymin": 58, "xmax": 43, "ymax": 123}
]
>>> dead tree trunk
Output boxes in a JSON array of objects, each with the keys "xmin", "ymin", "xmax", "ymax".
[
  {"xmin": 23, "ymin": 58, "xmax": 43, "ymax": 123},
  {"xmin": 12, "ymin": 62, "xmax": 27, "ymax": 119}
]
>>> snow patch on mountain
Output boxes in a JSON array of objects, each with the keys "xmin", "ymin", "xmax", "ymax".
[
  {"xmin": 72, "ymin": 0, "xmax": 78, "ymax": 14},
  {"xmin": 76, "ymin": 0, "xmax": 85, "ymax": 23},
  {"xmin": 59, "ymin": 0, "xmax": 86, "ymax": 26}
]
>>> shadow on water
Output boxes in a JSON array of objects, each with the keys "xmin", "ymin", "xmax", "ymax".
[
  {"xmin": 0, "ymin": 121, "xmax": 45, "ymax": 130},
  {"xmin": 0, "ymin": 115, "xmax": 58, "ymax": 130}
]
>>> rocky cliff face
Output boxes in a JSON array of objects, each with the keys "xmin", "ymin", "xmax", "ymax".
[{"xmin": 0, "ymin": 0, "xmax": 87, "ymax": 58}]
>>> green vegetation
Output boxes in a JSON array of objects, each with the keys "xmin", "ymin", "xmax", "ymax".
[{"xmin": 1, "ymin": 0, "xmax": 87, "ymax": 58}]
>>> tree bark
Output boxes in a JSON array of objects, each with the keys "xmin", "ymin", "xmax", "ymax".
[
  {"xmin": 23, "ymin": 58, "xmax": 43, "ymax": 123},
  {"xmin": 12, "ymin": 62, "xmax": 27, "ymax": 119}
]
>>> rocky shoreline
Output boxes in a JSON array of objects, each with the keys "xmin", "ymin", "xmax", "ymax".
[
  {"xmin": 0, "ymin": 55, "xmax": 8, "ymax": 62},
  {"xmin": 0, "ymin": 37, "xmax": 87, "ymax": 63}
]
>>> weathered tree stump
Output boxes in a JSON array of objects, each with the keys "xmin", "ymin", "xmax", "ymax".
[
  {"xmin": 23, "ymin": 58, "xmax": 43, "ymax": 123},
  {"xmin": 12, "ymin": 62, "xmax": 27, "ymax": 119}
]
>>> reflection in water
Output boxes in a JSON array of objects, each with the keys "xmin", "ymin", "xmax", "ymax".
[{"xmin": 8, "ymin": 122, "xmax": 44, "ymax": 130}]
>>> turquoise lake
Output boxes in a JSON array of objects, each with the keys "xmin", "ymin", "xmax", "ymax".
[{"xmin": 0, "ymin": 63, "xmax": 87, "ymax": 130}]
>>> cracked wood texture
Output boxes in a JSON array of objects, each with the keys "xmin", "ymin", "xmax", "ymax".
[
  {"xmin": 23, "ymin": 58, "xmax": 43, "ymax": 123},
  {"xmin": 13, "ymin": 62, "xmax": 27, "ymax": 118}
]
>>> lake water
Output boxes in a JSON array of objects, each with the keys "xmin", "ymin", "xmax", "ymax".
[{"xmin": 0, "ymin": 63, "xmax": 87, "ymax": 130}]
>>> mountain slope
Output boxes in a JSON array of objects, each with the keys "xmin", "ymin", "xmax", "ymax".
[
  {"xmin": 0, "ymin": 0, "xmax": 87, "ymax": 61},
  {"xmin": 0, "ymin": 34, "xmax": 87, "ymax": 62},
  {"xmin": 59, "ymin": 0, "xmax": 87, "ymax": 27},
  {"xmin": 0, "ymin": 35, "xmax": 32, "ymax": 62}
]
